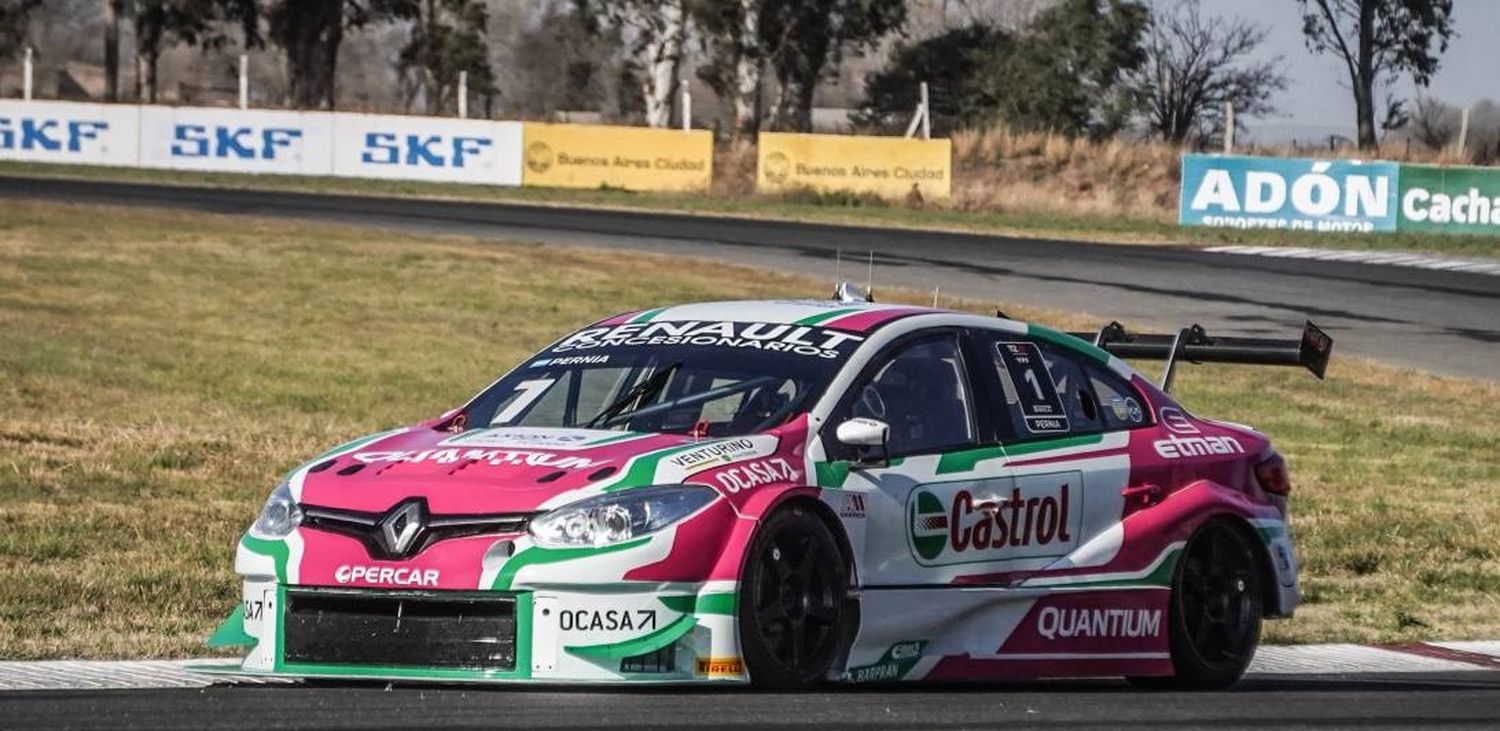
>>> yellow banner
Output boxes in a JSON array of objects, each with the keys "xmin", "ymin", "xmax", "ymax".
[
  {"xmin": 757, "ymin": 132, "xmax": 952, "ymax": 200},
  {"xmin": 521, "ymin": 123, "xmax": 713, "ymax": 192}
]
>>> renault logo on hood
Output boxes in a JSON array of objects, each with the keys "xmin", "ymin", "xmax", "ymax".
[{"xmin": 378, "ymin": 499, "xmax": 428, "ymax": 558}]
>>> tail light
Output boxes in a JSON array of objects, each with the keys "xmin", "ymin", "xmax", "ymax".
[{"xmin": 1255, "ymin": 454, "xmax": 1292, "ymax": 496}]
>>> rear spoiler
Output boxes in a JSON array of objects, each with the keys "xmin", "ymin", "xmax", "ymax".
[{"xmin": 1065, "ymin": 320, "xmax": 1333, "ymax": 393}]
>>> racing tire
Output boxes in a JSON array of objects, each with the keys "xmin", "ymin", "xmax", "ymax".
[
  {"xmin": 738, "ymin": 504, "xmax": 849, "ymax": 689},
  {"xmin": 1130, "ymin": 518, "xmax": 1263, "ymax": 690}
]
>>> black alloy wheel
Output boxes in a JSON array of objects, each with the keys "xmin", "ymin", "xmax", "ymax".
[
  {"xmin": 738, "ymin": 504, "xmax": 848, "ymax": 689},
  {"xmin": 1131, "ymin": 518, "xmax": 1263, "ymax": 690}
]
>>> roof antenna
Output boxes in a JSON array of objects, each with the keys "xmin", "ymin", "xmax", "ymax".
[
  {"xmin": 866, "ymin": 251, "xmax": 875, "ymax": 302},
  {"xmin": 834, "ymin": 248, "xmax": 843, "ymax": 291}
]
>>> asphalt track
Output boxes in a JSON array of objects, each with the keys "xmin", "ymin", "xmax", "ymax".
[
  {"xmin": 1, "ymin": 175, "xmax": 1497, "ymax": 380},
  {"xmin": 3, "ymin": 175, "xmax": 1499, "ymax": 726},
  {"xmin": 3, "ymin": 672, "xmax": 1499, "ymax": 729}
]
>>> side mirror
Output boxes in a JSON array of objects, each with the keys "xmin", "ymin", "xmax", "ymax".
[{"xmin": 835, "ymin": 418, "xmax": 890, "ymax": 467}]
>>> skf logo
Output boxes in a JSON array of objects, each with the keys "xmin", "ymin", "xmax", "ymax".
[
  {"xmin": 696, "ymin": 657, "xmax": 744, "ymax": 677},
  {"xmin": 0, "ymin": 118, "xmax": 109, "ymax": 151},
  {"xmin": 171, "ymin": 125, "xmax": 301, "ymax": 159},
  {"xmin": 360, "ymin": 133, "xmax": 492, "ymax": 168},
  {"xmin": 525, "ymin": 142, "xmax": 554, "ymax": 173}
]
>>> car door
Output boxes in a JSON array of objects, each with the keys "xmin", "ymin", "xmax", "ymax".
[
  {"xmin": 819, "ymin": 329, "xmax": 992, "ymax": 587},
  {"xmin": 962, "ymin": 330, "xmax": 1146, "ymax": 585}
]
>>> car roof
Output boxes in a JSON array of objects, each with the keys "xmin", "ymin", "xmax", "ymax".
[{"xmin": 593, "ymin": 299, "xmax": 951, "ymax": 334}]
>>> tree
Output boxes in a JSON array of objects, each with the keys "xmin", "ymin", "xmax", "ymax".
[
  {"xmin": 268, "ymin": 0, "xmax": 407, "ymax": 110},
  {"xmin": 760, "ymin": 0, "xmax": 906, "ymax": 132},
  {"xmin": 398, "ymin": 0, "xmax": 496, "ymax": 115},
  {"xmin": 853, "ymin": 24, "xmax": 1011, "ymax": 135},
  {"xmin": 1133, "ymin": 1, "xmax": 1286, "ymax": 144},
  {"xmin": 1298, "ymin": 0, "xmax": 1456, "ymax": 149},
  {"xmin": 692, "ymin": 0, "xmax": 766, "ymax": 138},
  {"xmin": 578, "ymin": 0, "xmax": 689, "ymax": 127},
  {"xmin": 104, "ymin": 0, "xmax": 123, "ymax": 100},
  {"xmin": 0, "ymin": 0, "xmax": 42, "ymax": 63},
  {"xmin": 133, "ymin": 0, "xmax": 260, "ymax": 103},
  {"xmin": 970, "ymin": 0, "xmax": 1148, "ymax": 136}
]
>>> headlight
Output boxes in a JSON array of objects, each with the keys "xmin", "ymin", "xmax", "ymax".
[
  {"xmin": 528, "ymin": 485, "xmax": 717, "ymax": 548},
  {"xmin": 249, "ymin": 482, "xmax": 302, "ymax": 539}
]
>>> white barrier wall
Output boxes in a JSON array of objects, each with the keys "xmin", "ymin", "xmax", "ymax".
[
  {"xmin": 332, "ymin": 114, "xmax": 522, "ymax": 185},
  {"xmin": 0, "ymin": 100, "xmax": 140, "ymax": 166},
  {"xmin": 138, "ymin": 106, "xmax": 335, "ymax": 175}
]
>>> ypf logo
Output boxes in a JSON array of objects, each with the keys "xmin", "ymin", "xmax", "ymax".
[
  {"xmin": 762, "ymin": 151, "xmax": 790, "ymax": 184},
  {"xmin": 909, "ymin": 489, "xmax": 947, "ymax": 561},
  {"xmin": 525, "ymin": 141, "xmax": 554, "ymax": 174}
]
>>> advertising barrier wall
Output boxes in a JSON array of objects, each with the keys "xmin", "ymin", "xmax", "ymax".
[
  {"xmin": 0, "ymin": 100, "xmax": 140, "ymax": 166},
  {"xmin": 333, "ymin": 114, "xmax": 522, "ymax": 184},
  {"xmin": 1181, "ymin": 153, "xmax": 1500, "ymax": 237},
  {"xmin": 1398, "ymin": 163, "xmax": 1500, "ymax": 235},
  {"xmin": 1179, "ymin": 153, "xmax": 1399, "ymax": 233},
  {"xmin": 756, "ymin": 132, "xmax": 951, "ymax": 200},
  {"xmin": 520, "ymin": 123, "xmax": 712, "ymax": 191},
  {"xmin": 138, "ymin": 106, "xmax": 334, "ymax": 175}
]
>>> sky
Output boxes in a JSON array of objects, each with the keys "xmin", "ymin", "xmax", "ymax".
[{"xmin": 1195, "ymin": 0, "xmax": 1497, "ymax": 144}]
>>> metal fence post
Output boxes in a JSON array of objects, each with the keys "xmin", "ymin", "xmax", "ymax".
[
  {"xmin": 238, "ymin": 54, "xmax": 248, "ymax": 109},
  {"xmin": 23, "ymin": 47, "xmax": 33, "ymax": 101},
  {"xmin": 920, "ymin": 81, "xmax": 930, "ymax": 140},
  {"xmin": 1457, "ymin": 105, "xmax": 1470, "ymax": 157},
  {"xmin": 458, "ymin": 71, "xmax": 468, "ymax": 119},
  {"xmin": 1223, "ymin": 101, "xmax": 1235, "ymax": 153},
  {"xmin": 681, "ymin": 77, "xmax": 691, "ymax": 131}
]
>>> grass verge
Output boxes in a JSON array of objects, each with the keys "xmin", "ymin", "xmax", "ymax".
[
  {"xmin": 4, "ymin": 160, "xmax": 1499, "ymax": 258},
  {"xmin": 0, "ymin": 200, "xmax": 1496, "ymax": 658}
]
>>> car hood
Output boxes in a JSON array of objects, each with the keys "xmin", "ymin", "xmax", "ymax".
[{"xmin": 292, "ymin": 425, "xmax": 779, "ymax": 514}]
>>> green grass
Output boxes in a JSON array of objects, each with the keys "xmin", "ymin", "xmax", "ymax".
[
  {"xmin": 0, "ymin": 200, "xmax": 1496, "ymax": 658},
  {"xmin": 4, "ymin": 160, "xmax": 1499, "ymax": 258}
]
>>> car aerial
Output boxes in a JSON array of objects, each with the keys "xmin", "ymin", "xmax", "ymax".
[{"xmin": 208, "ymin": 288, "xmax": 1333, "ymax": 689}]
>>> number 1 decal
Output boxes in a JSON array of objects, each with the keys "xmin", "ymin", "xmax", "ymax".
[
  {"xmin": 491, "ymin": 378, "xmax": 555, "ymax": 425},
  {"xmin": 995, "ymin": 342, "xmax": 1070, "ymax": 434}
]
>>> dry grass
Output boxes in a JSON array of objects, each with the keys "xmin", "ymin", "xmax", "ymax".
[{"xmin": 2, "ymin": 200, "xmax": 1497, "ymax": 656}]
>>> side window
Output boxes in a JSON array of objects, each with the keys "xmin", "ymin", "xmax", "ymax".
[
  {"xmin": 838, "ymin": 335, "xmax": 976, "ymax": 456},
  {"xmin": 1083, "ymin": 361, "xmax": 1149, "ymax": 430},
  {"xmin": 986, "ymin": 339, "xmax": 1109, "ymax": 440}
]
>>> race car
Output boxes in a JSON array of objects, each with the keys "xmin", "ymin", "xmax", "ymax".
[{"xmin": 208, "ymin": 289, "xmax": 1332, "ymax": 689}]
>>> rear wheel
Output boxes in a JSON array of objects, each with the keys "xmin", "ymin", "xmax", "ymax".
[
  {"xmin": 738, "ymin": 504, "xmax": 848, "ymax": 689},
  {"xmin": 1131, "ymin": 518, "xmax": 1263, "ymax": 690}
]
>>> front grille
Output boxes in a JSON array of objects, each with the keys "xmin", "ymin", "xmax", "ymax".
[
  {"xmin": 301, "ymin": 501, "xmax": 532, "ymax": 560},
  {"xmin": 282, "ymin": 589, "xmax": 517, "ymax": 670}
]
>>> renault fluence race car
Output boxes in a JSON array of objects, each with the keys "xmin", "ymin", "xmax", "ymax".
[{"xmin": 209, "ymin": 291, "xmax": 1332, "ymax": 689}]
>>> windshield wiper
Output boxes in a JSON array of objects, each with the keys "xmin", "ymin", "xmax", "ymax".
[{"xmin": 583, "ymin": 362, "xmax": 681, "ymax": 429}]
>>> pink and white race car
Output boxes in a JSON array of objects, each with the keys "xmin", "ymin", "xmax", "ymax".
[{"xmin": 211, "ymin": 291, "xmax": 1332, "ymax": 689}]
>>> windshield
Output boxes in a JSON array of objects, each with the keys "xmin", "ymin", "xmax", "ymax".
[{"xmin": 462, "ymin": 320, "xmax": 865, "ymax": 437}]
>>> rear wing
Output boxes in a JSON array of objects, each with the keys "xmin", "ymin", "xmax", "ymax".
[{"xmin": 1065, "ymin": 320, "xmax": 1333, "ymax": 393}]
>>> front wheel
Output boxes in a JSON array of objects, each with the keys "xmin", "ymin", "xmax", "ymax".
[
  {"xmin": 738, "ymin": 504, "xmax": 848, "ymax": 689},
  {"xmin": 1131, "ymin": 518, "xmax": 1263, "ymax": 690}
]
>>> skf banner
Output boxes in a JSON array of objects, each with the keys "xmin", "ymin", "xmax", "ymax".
[
  {"xmin": 521, "ymin": 123, "xmax": 712, "ymax": 192},
  {"xmin": 332, "ymin": 114, "xmax": 522, "ymax": 185},
  {"xmin": 756, "ymin": 132, "xmax": 952, "ymax": 200},
  {"xmin": 0, "ymin": 100, "xmax": 140, "ymax": 166},
  {"xmin": 138, "ymin": 106, "xmax": 334, "ymax": 175},
  {"xmin": 1179, "ymin": 154, "xmax": 1399, "ymax": 233},
  {"xmin": 1398, "ymin": 163, "xmax": 1500, "ymax": 235}
]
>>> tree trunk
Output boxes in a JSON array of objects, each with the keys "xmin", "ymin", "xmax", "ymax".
[
  {"xmin": 103, "ymin": 0, "xmax": 121, "ymax": 101},
  {"xmin": 730, "ymin": 0, "xmax": 762, "ymax": 139},
  {"xmin": 641, "ymin": 0, "xmax": 686, "ymax": 128},
  {"xmin": 1354, "ymin": 0, "xmax": 1377, "ymax": 149},
  {"xmin": 280, "ymin": 0, "xmax": 344, "ymax": 110}
]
